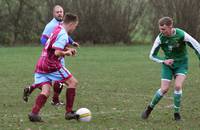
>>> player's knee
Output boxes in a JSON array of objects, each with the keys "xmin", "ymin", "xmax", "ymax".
[
  {"xmin": 41, "ymin": 91, "xmax": 50, "ymax": 97},
  {"xmin": 65, "ymin": 77, "xmax": 78, "ymax": 88},
  {"xmin": 71, "ymin": 79, "xmax": 78, "ymax": 88},
  {"xmin": 74, "ymin": 79, "xmax": 78, "ymax": 86},
  {"xmin": 175, "ymin": 84, "xmax": 182, "ymax": 91},
  {"xmin": 41, "ymin": 85, "xmax": 51, "ymax": 97}
]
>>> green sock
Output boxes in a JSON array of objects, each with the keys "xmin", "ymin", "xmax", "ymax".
[
  {"xmin": 174, "ymin": 90, "xmax": 182, "ymax": 113},
  {"xmin": 150, "ymin": 89, "xmax": 163, "ymax": 108}
]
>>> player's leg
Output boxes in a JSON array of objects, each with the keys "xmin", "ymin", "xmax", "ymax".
[
  {"xmin": 173, "ymin": 60, "xmax": 188, "ymax": 121},
  {"xmin": 64, "ymin": 76, "xmax": 79, "ymax": 120},
  {"xmin": 51, "ymin": 81, "xmax": 64, "ymax": 106},
  {"xmin": 173, "ymin": 75, "xmax": 186, "ymax": 121},
  {"xmin": 23, "ymin": 70, "xmax": 50, "ymax": 102},
  {"xmin": 47, "ymin": 67, "xmax": 79, "ymax": 120},
  {"xmin": 28, "ymin": 83, "xmax": 51, "ymax": 122},
  {"xmin": 23, "ymin": 82, "xmax": 63, "ymax": 105},
  {"xmin": 28, "ymin": 73, "xmax": 51, "ymax": 122},
  {"xmin": 151, "ymin": 80, "xmax": 171, "ymax": 107},
  {"xmin": 141, "ymin": 80, "xmax": 171, "ymax": 119},
  {"xmin": 51, "ymin": 58, "xmax": 65, "ymax": 106},
  {"xmin": 142, "ymin": 64, "xmax": 172, "ymax": 119},
  {"xmin": 23, "ymin": 84, "xmax": 42, "ymax": 102}
]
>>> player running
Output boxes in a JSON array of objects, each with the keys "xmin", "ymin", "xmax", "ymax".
[{"xmin": 141, "ymin": 17, "xmax": 200, "ymax": 121}]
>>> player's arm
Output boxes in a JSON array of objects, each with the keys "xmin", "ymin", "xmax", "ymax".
[
  {"xmin": 40, "ymin": 24, "xmax": 52, "ymax": 46},
  {"xmin": 149, "ymin": 36, "xmax": 165, "ymax": 63},
  {"xmin": 184, "ymin": 32, "xmax": 200, "ymax": 61},
  {"xmin": 40, "ymin": 35, "xmax": 49, "ymax": 46},
  {"xmin": 53, "ymin": 34, "xmax": 77, "ymax": 57},
  {"xmin": 68, "ymin": 36, "xmax": 74, "ymax": 44},
  {"xmin": 68, "ymin": 36, "xmax": 79, "ymax": 47},
  {"xmin": 55, "ymin": 48, "xmax": 76, "ymax": 56}
]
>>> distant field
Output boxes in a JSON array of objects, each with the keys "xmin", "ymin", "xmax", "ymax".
[{"xmin": 0, "ymin": 46, "xmax": 200, "ymax": 130}]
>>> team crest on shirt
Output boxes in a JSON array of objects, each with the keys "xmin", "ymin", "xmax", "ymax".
[
  {"xmin": 168, "ymin": 45, "xmax": 173, "ymax": 51},
  {"xmin": 168, "ymin": 43, "xmax": 180, "ymax": 51},
  {"xmin": 167, "ymin": 38, "xmax": 180, "ymax": 51}
]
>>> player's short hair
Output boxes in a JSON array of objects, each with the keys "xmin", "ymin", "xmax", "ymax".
[
  {"xmin": 63, "ymin": 13, "xmax": 78, "ymax": 24},
  {"xmin": 158, "ymin": 17, "xmax": 173, "ymax": 26},
  {"xmin": 53, "ymin": 5, "xmax": 63, "ymax": 12}
]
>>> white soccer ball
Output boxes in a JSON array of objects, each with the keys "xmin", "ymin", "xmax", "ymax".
[{"xmin": 76, "ymin": 108, "xmax": 92, "ymax": 122}]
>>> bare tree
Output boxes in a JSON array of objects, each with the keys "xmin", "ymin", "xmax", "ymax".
[
  {"xmin": 0, "ymin": 0, "xmax": 46, "ymax": 45},
  {"xmin": 4, "ymin": 0, "xmax": 26, "ymax": 45},
  {"xmin": 150, "ymin": 0, "xmax": 200, "ymax": 40},
  {"xmin": 67, "ymin": 0, "xmax": 147, "ymax": 44},
  {"xmin": 0, "ymin": 0, "xmax": 148, "ymax": 45}
]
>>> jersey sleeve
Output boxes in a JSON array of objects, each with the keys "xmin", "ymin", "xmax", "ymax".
[
  {"xmin": 184, "ymin": 32, "xmax": 200, "ymax": 60},
  {"xmin": 40, "ymin": 35, "xmax": 48, "ymax": 46},
  {"xmin": 52, "ymin": 33, "xmax": 69, "ymax": 50},
  {"xmin": 40, "ymin": 24, "xmax": 52, "ymax": 46},
  {"xmin": 41, "ymin": 20, "xmax": 58, "ymax": 46},
  {"xmin": 68, "ymin": 36, "xmax": 74, "ymax": 44},
  {"xmin": 149, "ymin": 36, "xmax": 164, "ymax": 63}
]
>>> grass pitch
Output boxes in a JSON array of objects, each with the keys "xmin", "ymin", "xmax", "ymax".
[{"xmin": 0, "ymin": 45, "xmax": 200, "ymax": 130}]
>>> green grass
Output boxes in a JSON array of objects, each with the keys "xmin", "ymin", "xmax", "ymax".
[{"xmin": 0, "ymin": 45, "xmax": 200, "ymax": 130}]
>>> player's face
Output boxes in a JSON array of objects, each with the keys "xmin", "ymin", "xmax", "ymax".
[
  {"xmin": 68, "ymin": 21, "xmax": 79, "ymax": 34},
  {"xmin": 53, "ymin": 7, "xmax": 64, "ymax": 21},
  {"xmin": 159, "ymin": 25, "xmax": 172, "ymax": 36}
]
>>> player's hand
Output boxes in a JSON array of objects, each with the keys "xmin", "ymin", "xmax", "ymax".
[
  {"xmin": 64, "ymin": 46, "xmax": 70, "ymax": 51},
  {"xmin": 70, "ymin": 48, "xmax": 77, "ymax": 56},
  {"xmin": 67, "ymin": 48, "xmax": 77, "ymax": 56},
  {"xmin": 72, "ymin": 42, "xmax": 80, "ymax": 47},
  {"xmin": 64, "ymin": 50, "xmax": 73, "ymax": 56},
  {"xmin": 163, "ymin": 59, "xmax": 174, "ymax": 66},
  {"xmin": 63, "ymin": 47, "xmax": 77, "ymax": 56}
]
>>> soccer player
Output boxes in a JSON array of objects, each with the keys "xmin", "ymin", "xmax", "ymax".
[
  {"xmin": 141, "ymin": 17, "xmax": 200, "ymax": 121},
  {"xmin": 23, "ymin": 5, "xmax": 79, "ymax": 106},
  {"xmin": 28, "ymin": 13, "xmax": 79, "ymax": 122},
  {"xmin": 40, "ymin": 5, "xmax": 78, "ymax": 46}
]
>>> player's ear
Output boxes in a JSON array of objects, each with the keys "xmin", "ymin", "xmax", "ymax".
[{"xmin": 68, "ymin": 22, "xmax": 74, "ymax": 26}]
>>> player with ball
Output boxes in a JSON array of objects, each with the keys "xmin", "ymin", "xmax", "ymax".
[{"xmin": 28, "ymin": 13, "xmax": 80, "ymax": 122}]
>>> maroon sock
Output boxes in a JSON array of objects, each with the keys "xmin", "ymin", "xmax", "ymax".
[
  {"xmin": 66, "ymin": 88, "xmax": 76, "ymax": 113},
  {"xmin": 32, "ymin": 94, "xmax": 48, "ymax": 114},
  {"xmin": 52, "ymin": 81, "xmax": 60, "ymax": 103}
]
